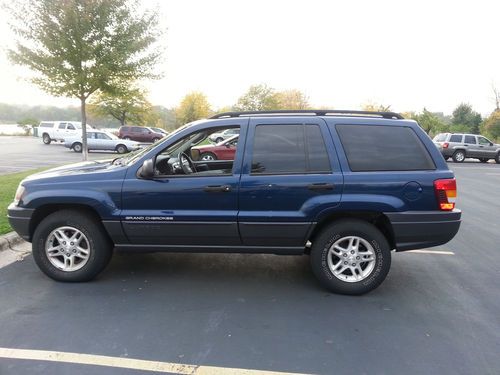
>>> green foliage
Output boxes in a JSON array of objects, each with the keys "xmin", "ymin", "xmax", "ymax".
[
  {"xmin": 0, "ymin": 168, "xmax": 48, "ymax": 235},
  {"xmin": 17, "ymin": 117, "xmax": 39, "ymax": 135},
  {"xmin": 234, "ymin": 84, "xmax": 280, "ymax": 111},
  {"xmin": 361, "ymin": 102, "xmax": 392, "ymax": 112},
  {"xmin": 89, "ymin": 86, "xmax": 152, "ymax": 126},
  {"xmin": 411, "ymin": 108, "xmax": 449, "ymax": 136},
  {"xmin": 275, "ymin": 89, "xmax": 310, "ymax": 110},
  {"xmin": 7, "ymin": 0, "xmax": 163, "ymax": 159},
  {"xmin": 451, "ymin": 103, "xmax": 482, "ymax": 134},
  {"xmin": 175, "ymin": 92, "xmax": 211, "ymax": 125},
  {"xmin": 482, "ymin": 110, "xmax": 500, "ymax": 140}
]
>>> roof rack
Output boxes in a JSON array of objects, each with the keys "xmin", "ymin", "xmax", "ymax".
[{"xmin": 210, "ymin": 109, "xmax": 404, "ymax": 120}]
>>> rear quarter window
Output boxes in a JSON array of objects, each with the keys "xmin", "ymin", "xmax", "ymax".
[
  {"xmin": 335, "ymin": 124, "xmax": 435, "ymax": 172},
  {"xmin": 449, "ymin": 134, "xmax": 463, "ymax": 142}
]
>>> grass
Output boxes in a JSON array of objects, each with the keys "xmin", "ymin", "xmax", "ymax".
[{"xmin": 0, "ymin": 168, "xmax": 47, "ymax": 235}]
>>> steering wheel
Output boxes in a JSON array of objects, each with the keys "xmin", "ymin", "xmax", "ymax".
[{"xmin": 179, "ymin": 152, "xmax": 196, "ymax": 174}]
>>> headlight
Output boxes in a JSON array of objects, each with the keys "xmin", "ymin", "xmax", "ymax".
[{"xmin": 14, "ymin": 184, "xmax": 25, "ymax": 206}]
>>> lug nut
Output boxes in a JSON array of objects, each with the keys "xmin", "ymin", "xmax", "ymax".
[
  {"xmin": 343, "ymin": 253, "xmax": 347, "ymax": 257},
  {"xmin": 73, "ymin": 249, "xmax": 77, "ymax": 253},
  {"xmin": 70, "ymin": 242, "xmax": 74, "ymax": 246},
  {"xmin": 63, "ymin": 242, "xmax": 66, "ymax": 245},
  {"xmin": 344, "ymin": 261, "xmax": 348, "ymax": 265},
  {"xmin": 352, "ymin": 263, "xmax": 356, "ymax": 266},
  {"xmin": 356, "ymin": 256, "xmax": 360, "ymax": 260},
  {"xmin": 350, "ymin": 250, "xmax": 354, "ymax": 254}
]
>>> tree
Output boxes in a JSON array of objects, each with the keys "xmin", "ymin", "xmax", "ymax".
[
  {"xmin": 234, "ymin": 84, "xmax": 280, "ymax": 111},
  {"xmin": 89, "ymin": 86, "xmax": 152, "ymax": 126},
  {"xmin": 482, "ymin": 110, "xmax": 500, "ymax": 140},
  {"xmin": 451, "ymin": 103, "xmax": 482, "ymax": 134},
  {"xmin": 7, "ymin": 0, "xmax": 163, "ymax": 160},
  {"xmin": 411, "ymin": 108, "xmax": 449, "ymax": 136},
  {"xmin": 175, "ymin": 92, "xmax": 211, "ymax": 125},
  {"xmin": 361, "ymin": 102, "xmax": 392, "ymax": 112},
  {"xmin": 493, "ymin": 85, "xmax": 500, "ymax": 111},
  {"xmin": 275, "ymin": 89, "xmax": 310, "ymax": 110},
  {"xmin": 17, "ymin": 117, "xmax": 39, "ymax": 135}
]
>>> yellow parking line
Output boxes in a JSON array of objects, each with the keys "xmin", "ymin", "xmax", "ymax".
[
  {"xmin": 406, "ymin": 250, "xmax": 455, "ymax": 255},
  {"xmin": 0, "ymin": 347, "xmax": 309, "ymax": 375}
]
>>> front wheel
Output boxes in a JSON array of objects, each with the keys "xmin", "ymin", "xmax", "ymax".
[
  {"xmin": 310, "ymin": 220, "xmax": 391, "ymax": 295},
  {"xmin": 72, "ymin": 142, "xmax": 82, "ymax": 153},
  {"xmin": 116, "ymin": 144, "xmax": 128, "ymax": 154},
  {"xmin": 200, "ymin": 152, "xmax": 217, "ymax": 161},
  {"xmin": 452, "ymin": 150, "xmax": 466, "ymax": 163},
  {"xmin": 42, "ymin": 133, "xmax": 51, "ymax": 145},
  {"xmin": 152, "ymin": 137, "xmax": 160, "ymax": 143},
  {"xmin": 496, "ymin": 152, "xmax": 500, "ymax": 164},
  {"xmin": 32, "ymin": 210, "xmax": 112, "ymax": 282}
]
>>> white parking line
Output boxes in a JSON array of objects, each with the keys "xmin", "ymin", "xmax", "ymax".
[
  {"xmin": 0, "ymin": 347, "xmax": 309, "ymax": 375},
  {"xmin": 406, "ymin": 250, "xmax": 455, "ymax": 255}
]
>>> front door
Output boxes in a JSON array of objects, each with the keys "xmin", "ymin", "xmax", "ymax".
[
  {"xmin": 238, "ymin": 118, "xmax": 343, "ymax": 249},
  {"xmin": 120, "ymin": 119, "xmax": 248, "ymax": 247}
]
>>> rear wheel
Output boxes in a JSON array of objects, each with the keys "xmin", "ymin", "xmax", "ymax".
[
  {"xmin": 32, "ymin": 210, "xmax": 113, "ymax": 282},
  {"xmin": 72, "ymin": 142, "xmax": 82, "ymax": 153},
  {"xmin": 452, "ymin": 150, "xmax": 466, "ymax": 163},
  {"xmin": 200, "ymin": 152, "xmax": 217, "ymax": 161},
  {"xmin": 42, "ymin": 133, "xmax": 51, "ymax": 145},
  {"xmin": 495, "ymin": 152, "xmax": 500, "ymax": 164},
  {"xmin": 116, "ymin": 144, "xmax": 128, "ymax": 154},
  {"xmin": 310, "ymin": 219, "xmax": 391, "ymax": 295}
]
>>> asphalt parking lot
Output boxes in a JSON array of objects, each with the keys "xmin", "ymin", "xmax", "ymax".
[
  {"xmin": 0, "ymin": 141, "xmax": 499, "ymax": 374},
  {"xmin": 0, "ymin": 136, "xmax": 116, "ymax": 174}
]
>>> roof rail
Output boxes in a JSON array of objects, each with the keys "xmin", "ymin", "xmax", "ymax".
[{"xmin": 210, "ymin": 109, "xmax": 404, "ymax": 120}]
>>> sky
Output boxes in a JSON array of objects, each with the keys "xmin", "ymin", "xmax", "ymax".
[{"xmin": 0, "ymin": 0, "xmax": 499, "ymax": 116}]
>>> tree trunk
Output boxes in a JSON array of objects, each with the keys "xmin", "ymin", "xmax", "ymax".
[{"xmin": 80, "ymin": 97, "xmax": 88, "ymax": 161}]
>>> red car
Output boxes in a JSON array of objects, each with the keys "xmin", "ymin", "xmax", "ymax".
[{"xmin": 193, "ymin": 135, "xmax": 238, "ymax": 161}]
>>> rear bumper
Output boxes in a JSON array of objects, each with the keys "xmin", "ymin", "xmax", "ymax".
[
  {"xmin": 385, "ymin": 209, "xmax": 461, "ymax": 251},
  {"xmin": 7, "ymin": 204, "xmax": 34, "ymax": 242}
]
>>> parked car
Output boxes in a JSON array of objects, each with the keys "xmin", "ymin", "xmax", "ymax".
[
  {"xmin": 64, "ymin": 130, "xmax": 141, "ymax": 154},
  {"xmin": 38, "ymin": 121, "xmax": 93, "ymax": 144},
  {"xmin": 118, "ymin": 126, "xmax": 164, "ymax": 143},
  {"xmin": 208, "ymin": 128, "xmax": 240, "ymax": 143},
  {"xmin": 8, "ymin": 110, "xmax": 461, "ymax": 295},
  {"xmin": 192, "ymin": 135, "xmax": 238, "ymax": 161},
  {"xmin": 433, "ymin": 133, "xmax": 500, "ymax": 163},
  {"xmin": 149, "ymin": 127, "xmax": 169, "ymax": 136}
]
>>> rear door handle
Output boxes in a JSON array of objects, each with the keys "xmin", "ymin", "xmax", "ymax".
[
  {"xmin": 308, "ymin": 183, "xmax": 335, "ymax": 191},
  {"xmin": 204, "ymin": 185, "xmax": 231, "ymax": 192}
]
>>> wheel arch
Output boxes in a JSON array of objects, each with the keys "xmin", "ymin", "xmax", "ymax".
[{"xmin": 307, "ymin": 211, "xmax": 396, "ymax": 251}]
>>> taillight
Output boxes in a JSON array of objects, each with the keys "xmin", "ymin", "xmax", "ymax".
[
  {"xmin": 442, "ymin": 142, "xmax": 449, "ymax": 149},
  {"xmin": 434, "ymin": 178, "xmax": 457, "ymax": 211}
]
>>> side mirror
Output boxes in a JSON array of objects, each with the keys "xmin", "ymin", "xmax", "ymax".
[{"xmin": 140, "ymin": 159, "xmax": 155, "ymax": 179}]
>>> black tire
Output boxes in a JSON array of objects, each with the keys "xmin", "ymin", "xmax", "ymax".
[
  {"xmin": 32, "ymin": 210, "xmax": 112, "ymax": 282},
  {"xmin": 310, "ymin": 219, "xmax": 391, "ymax": 295},
  {"xmin": 116, "ymin": 144, "xmax": 128, "ymax": 154},
  {"xmin": 215, "ymin": 137, "xmax": 223, "ymax": 143},
  {"xmin": 479, "ymin": 158, "xmax": 488, "ymax": 163},
  {"xmin": 72, "ymin": 142, "xmax": 82, "ymax": 153},
  {"xmin": 200, "ymin": 152, "xmax": 217, "ymax": 161},
  {"xmin": 152, "ymin": 137, "xmax": 160, "ymax": 143},
  {"xmin": 495, "ymin": 152, "xmax": 500, "ymax": 164},
  {"xmin": 452, "ymin": 150, "xmax": 466, "ymax": 163},
  {"xmin": 42, "ymin": 133, "xmax": 51, "ymax": 145}
]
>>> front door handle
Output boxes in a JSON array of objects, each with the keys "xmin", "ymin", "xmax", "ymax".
[
  {"xmin": 204, "ymin": 185, "xmax": 231, "ymax": 192},
  {"xmin": 308, "ymin": 183, "xmax": 335, "ymax": 191}
]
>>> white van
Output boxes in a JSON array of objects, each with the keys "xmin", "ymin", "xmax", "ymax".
[{"xmin": 38, "ymin": 121, "xmax": 93, "ymax": 144}]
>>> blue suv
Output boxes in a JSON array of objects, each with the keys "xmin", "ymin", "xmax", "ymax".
[{"xmin": 8, "ymin": 110, "xmax": 461, "ymax": 295}]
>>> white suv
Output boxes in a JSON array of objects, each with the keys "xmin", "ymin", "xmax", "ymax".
[{"xmin": 38, "ymin": 121, "xmax": 93, "ymax": 144}]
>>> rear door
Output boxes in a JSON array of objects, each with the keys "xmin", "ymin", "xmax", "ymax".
[
  {"xmin": 463, "ymin": 134, "xmax": 478, "ymax": 157},
  {"xmin": 238, "ymin": 117, "xmax": 343, "ymax": 249}
]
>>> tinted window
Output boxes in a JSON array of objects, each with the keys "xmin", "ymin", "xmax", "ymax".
[
  {"xmin": 449, "ymin": 134, "xmax": 463, "ymax": 142},
  {"xmin": 39, "ymin": 122, "xmax": 53, "ymax": 128},
  {"xmin": 464, "ymin": 135, "xmax": 476, "ymax": 144},
  {"xmin": 96, "ymin": 133, "xmax": 110, "ymax": 140},
  {"xmin": 132, "ymin": 127, "xmax": 141, "ymax": 132},
  {"xmin": 251, "ymin": 124, "xmax": 331, "ymax": 174},
  {"xmin": 58, "ymin": 123, "xmax": 66, "ymax": 129},
  {"xmin": 335, "ymin": 124, "xmax": 435, "ymax": 172},
  {"xmin": 67, "ymin": 124, "xmax": 75, "ymax": 130},
  {"xmin": 478, "ymin": 136, "xmax": 491, "ymax": 145}
]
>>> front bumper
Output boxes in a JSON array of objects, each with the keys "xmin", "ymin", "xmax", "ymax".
[
  {"xmin": 7, "ymin": 203, "xmax": 34, "ymax": 241},
  {"xmin": 385, "ymin": 209, "xmax": 461, "ymax": 251}
]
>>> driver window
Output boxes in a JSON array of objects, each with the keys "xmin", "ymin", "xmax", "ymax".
[
  {"xmin": 478, "ymin": 136, "xmax": 491, "ymax": 146},
  {"xmin": 153, "ymin": 126, "xmax": 240, "ymax": 177}
]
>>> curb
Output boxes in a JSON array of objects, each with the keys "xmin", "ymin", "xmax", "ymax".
[{"xmin": 0, "ymin": 231, "xmax": 24, "ymax": 252}]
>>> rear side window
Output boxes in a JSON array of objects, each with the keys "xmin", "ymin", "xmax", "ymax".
[
  {"xmin": 251, "ymin": 124, "xmax": 331, "ymax": 174},
  {"xmin": 464, "ymin": 135, "xmax": 476, "ymax": 144},
  {"xmin": 449, "ymin": 134, "xmax": 462, "ymax": 142},
  {"xmin": 39, "ymin": 122, "xmax": 53, "ymax": 128},
  {"xmin": 335, "ymin": 124, "xmax": 435, "ymax": 172},
  {"xmin": 58, "ymin": 123, "xmax": 66, "ymax": 129}
]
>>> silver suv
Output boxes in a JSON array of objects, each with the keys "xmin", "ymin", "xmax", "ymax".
[{"xmin": 433, "ymin": 133, "xmax": 500, "ymax": 163}]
